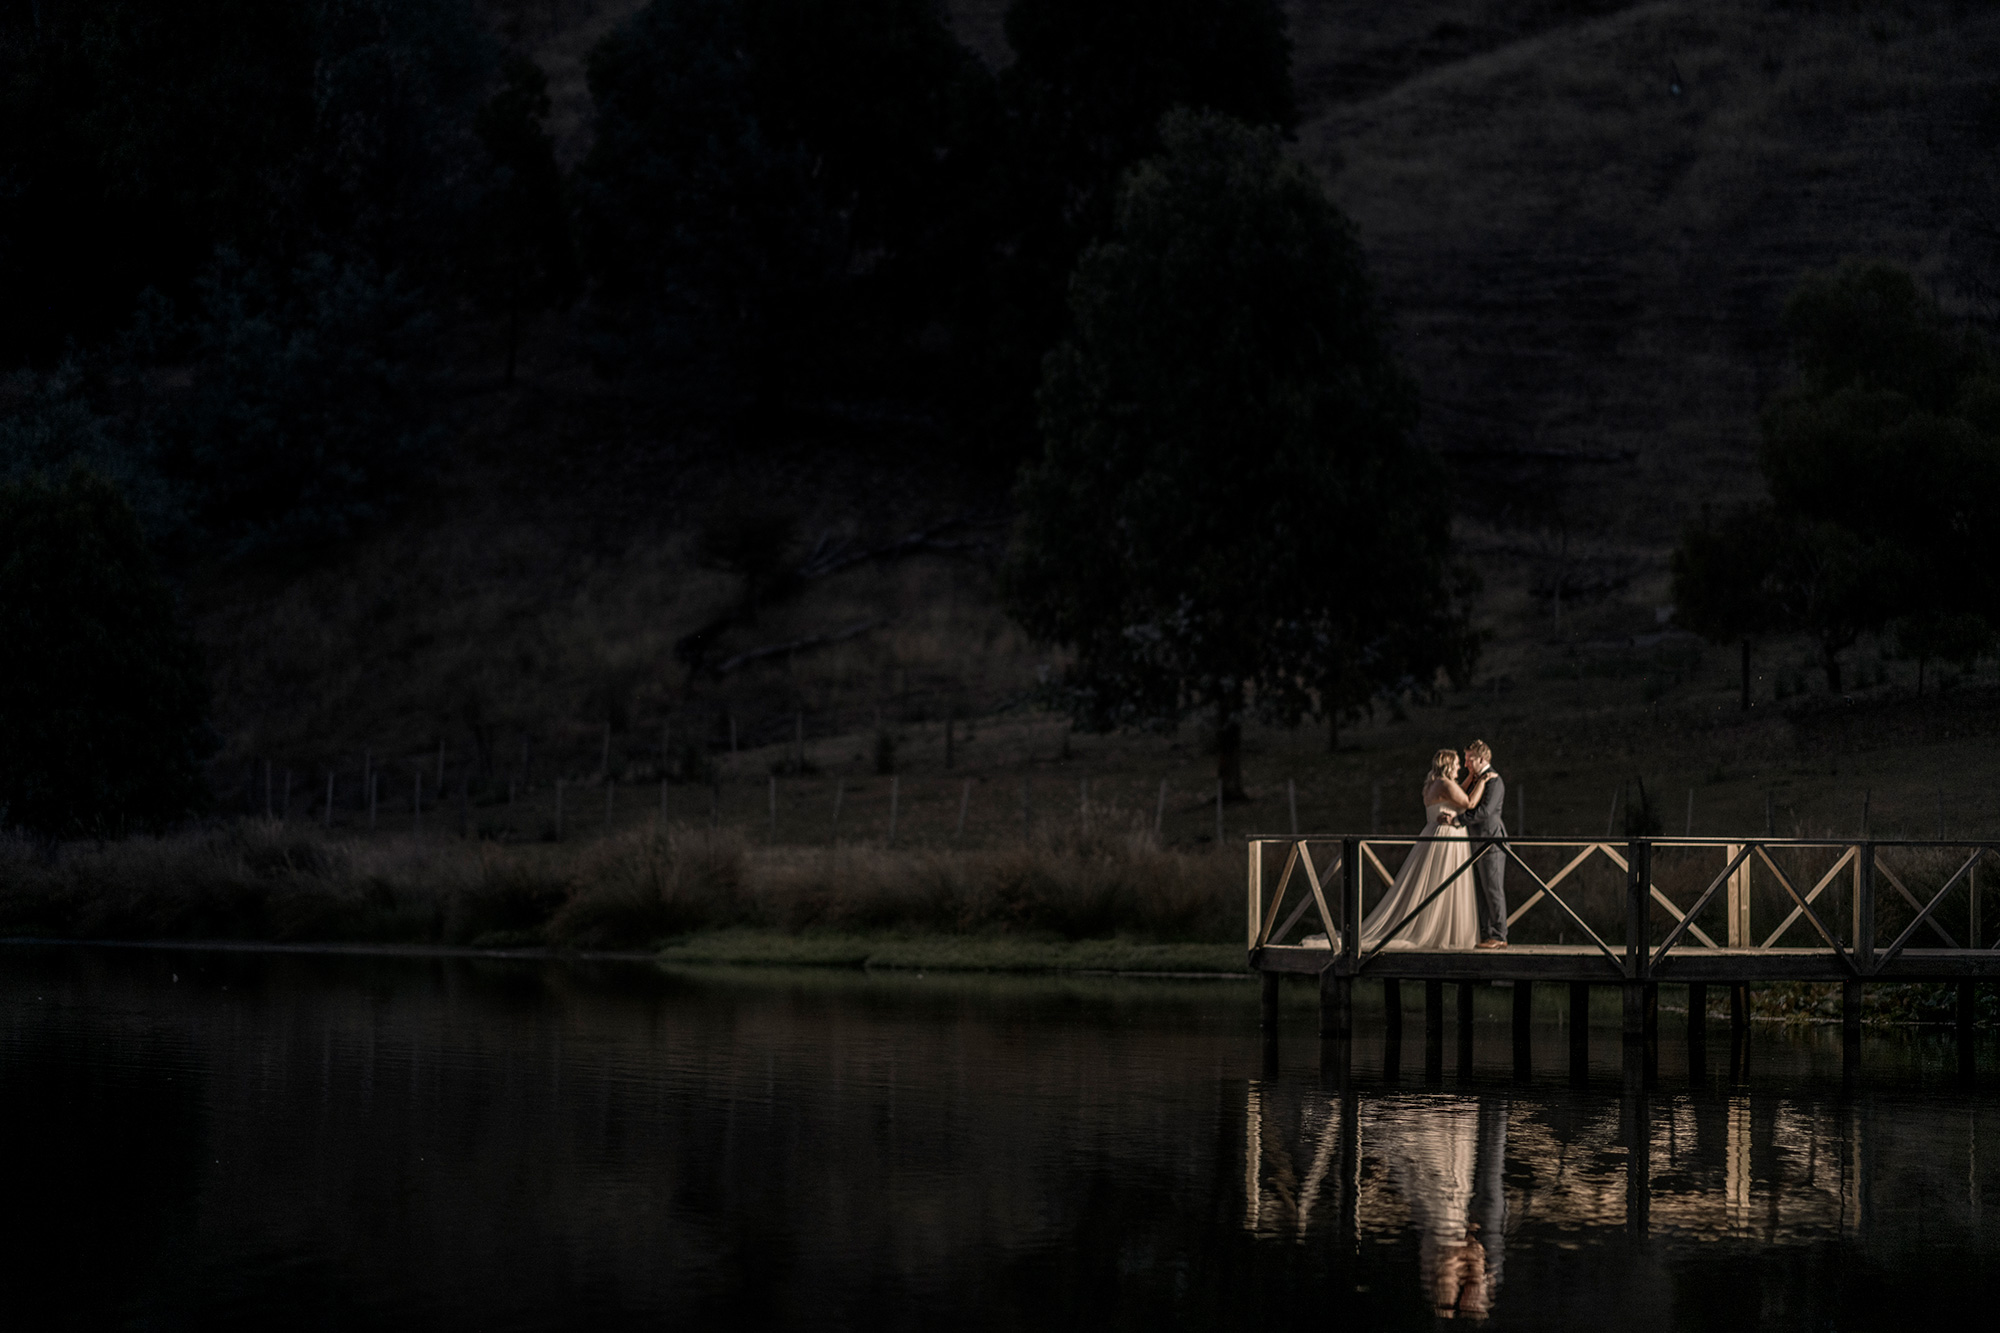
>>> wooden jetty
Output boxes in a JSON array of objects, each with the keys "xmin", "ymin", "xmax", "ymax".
[{"xmin": 1248, "ymin": 835, "xmax": 1998, "ymax": 1073}]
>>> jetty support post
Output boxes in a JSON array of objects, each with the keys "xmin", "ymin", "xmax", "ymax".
[
  {"xmin": 1384, "ymin": 978, "xmax": 1404, "ymax": 1045},
  {"xmin": 1425, "ymin": 981, "xmax": 1445, "ymax": 1079},
  {"xmin": 1260, "ymin": 973, "xmax": 1279, "ymax": 1032},
  {"xmin": 1512, "ymin": 981, "xmax": 1533, "ymax": 1079},
  {"xmin": 1958, "ymin": 982, "xmax": 1977, "ymax": 1080},
  {"xmin": 1623, "ymin": 840, "xmax": 1651, "ymax": 1091},
  {"xmin": 1569, "ymin": 982, "xmax": 1590, "ymax": 1082},
  {"xmin": 1622, "ymin": 839, "xmax": 1650, "ymax": 1043},
  {"xmin": 1457, "ymin": 982, "xmax": 1475, "ymax": 1072},
  {"xmin": 1321, "ymin": 838, "xmax": 1360, "ymax": 1041}
]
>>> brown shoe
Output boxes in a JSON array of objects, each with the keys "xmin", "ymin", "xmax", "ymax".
[{"xmin": 1476, "ymin": 938, "xmax": 1507, "ymax": 949}]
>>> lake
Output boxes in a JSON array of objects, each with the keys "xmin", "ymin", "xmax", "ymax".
[{"xmin": 1, "ymin": 945, "xmax": 1995, "ymax": 1329}]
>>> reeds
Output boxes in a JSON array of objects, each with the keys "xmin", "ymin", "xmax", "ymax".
[{"xmin": 0, "ymin": 820, "xmax": 1238, "ymax": 951}]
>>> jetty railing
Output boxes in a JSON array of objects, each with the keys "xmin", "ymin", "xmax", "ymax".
[
  {"xmin": 1248, "ymin": 835, "xmax": 2000, "ymax": 972},
  {"xmin": 1248, "ymin": 835, "xmax": 2000, "ymax": 1044}
]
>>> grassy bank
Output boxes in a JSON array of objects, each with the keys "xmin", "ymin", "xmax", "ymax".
[
  {"xmin": 0, "ymin": 820, "xmax": 1239, "ymax": 956},
  {"xmin": 658, "ymin": 930, "xmax": 1242, "ymax": 973}
]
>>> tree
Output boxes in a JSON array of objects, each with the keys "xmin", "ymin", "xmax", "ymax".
[
  {"xmin": 1004, "ymin": 110, "xmax": 1471, "ymax": 798},
  {"xmin": 154, "ymin": 250, "xmax": 444, "ymax": 559},
  {"xmin": 1678, "ymin": 262, "xmax": 2000, "ymax": 695},
  {"xmin": 0, "ymin": 469, "xmax": 213, "ymax": 837},
  {"xmin": 989, "ymin": 0, "xmax": 1296, "ymax": 453},
  {"xmin": 1671, "ymin": 504, "xmax": 1782, "ymax": 709},
  {"xmin": 0, "ymin": 0, "xmax": 493, "ymax": 365},
  {"xmin": 468, "ymin": 54, "xmax": 578, "ymax": 385},
  {"xmin": 1764, "ymin": 515, "xmax": 1903, "ymax": 694},
  {"xmin": 1758, "ymin": 260, "xmax": 2000, "ymax": 689}
]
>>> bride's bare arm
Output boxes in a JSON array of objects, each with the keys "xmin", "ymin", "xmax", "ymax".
[{"xmin": 1434, "ymin": 777, "xmax": 1482, "ymax": 810}]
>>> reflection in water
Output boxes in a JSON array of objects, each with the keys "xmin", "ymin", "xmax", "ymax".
[{"xmin": 1244, "ymin": 1076, "xmax": 1903, "ymax": 1320}]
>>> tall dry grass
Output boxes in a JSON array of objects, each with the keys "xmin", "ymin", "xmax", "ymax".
[{"xmin": 0, "ymin": 820, "xmax": 1238, "ymax": 951}]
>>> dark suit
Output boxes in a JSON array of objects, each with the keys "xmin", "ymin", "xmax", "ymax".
[{"xmin": 1464, "ymin": 769, "xmax": 1508, "ymax": 942}]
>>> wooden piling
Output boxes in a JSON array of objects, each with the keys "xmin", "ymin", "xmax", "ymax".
[
  {"xmin": 1686, "ymin": 982, "xmax": 1707, "ymax": 1046},
  {"xmin": 1569, "ymin": 982, "xmax": 1590, "ymax": 1078},
  {"xmin": 1843, "ymin": 979, "xmax": 1863, "ymax": 1041},
  {"xmin": 1957, "ymin": 982, "xmax": 1976, "ymax": 1055},
  {"xmin": 1424, "ymin": 980, "xmax": 1445, "ymax": 1075},
  {"xmin": 1623, "ymin": 984, "xmax": 1645, "ymax": 1044},
  {"xmin": 1383, "ymin": 979, "xmax": 1403, "ymax": 1043},
  {"xmin": 1730, "ymin": 983, "xmax": 1749, "ymax": 1036},
  {"xmin": 1513, "ymin": 980, "xmax": 1533, "ymax": 1076},
  {"xmin": 1260, "ymin": 973, "xmax": 1279, "ymax": 1031},
  {"xmin": 1457, "ymin": 981, "xmax": 1475, "ymax": 1071},
  {"xmin": 1320, "ymin": 969, "xmax": 1350, "ymax": 1040}
]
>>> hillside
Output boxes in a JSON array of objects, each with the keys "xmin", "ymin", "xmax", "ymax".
[{"xmin": 186, "ymin": 0, "xmax": 2000, "ymax": 839}]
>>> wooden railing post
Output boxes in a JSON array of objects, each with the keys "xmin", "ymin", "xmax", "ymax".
[
  {"xmin": 1725, "ymin": 842, "xmax": 1751, "ymax": 947},
  {"xmin": 1247, "ymin": 838, "xmax": 1264, "ymax": 953},
  {"xmin": 1624, "ymin": 839, "xmax": 1649, "ymax": 1044},
  {"xmin": 1340, "ymin": 837, "xmax": 1361, "ymax": 974},
  {"xmin": 1855, "ymin": 842, "xmax": 1876, "ymax": 975}
]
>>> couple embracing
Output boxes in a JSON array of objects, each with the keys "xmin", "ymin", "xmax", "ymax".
[{"xmin": 1358, "ymin": 740, "xmax": 1510, "ymax": 951}]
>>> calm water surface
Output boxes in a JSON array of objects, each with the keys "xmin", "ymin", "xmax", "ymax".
[{"xmin": 2, "ymin": 946, "xmax": 1997, "ymax": 1329}]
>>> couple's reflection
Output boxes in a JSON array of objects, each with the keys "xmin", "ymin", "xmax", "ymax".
[
  {"xmin": 1380, "ymin": 1098, "xmax": 1506, "ymax": 1320},
  {"xmin": 1245, "ymin": 1086, "xmax": 1508, "ymax": 1320}
]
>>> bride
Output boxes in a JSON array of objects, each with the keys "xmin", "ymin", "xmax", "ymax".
[{"xmin": 1358, "ymin": 748, "xmax": 1492, "ymax": 951}]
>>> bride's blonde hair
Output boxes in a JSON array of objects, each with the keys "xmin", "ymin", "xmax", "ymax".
[{"xmin": 1428, "ymin": 748, "xmax": 1460, "ymax": 783}]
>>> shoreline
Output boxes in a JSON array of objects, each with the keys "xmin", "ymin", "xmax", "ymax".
[{"xmin": 0, "ymin": 931, "xmax": 1250, "ymax": 977}]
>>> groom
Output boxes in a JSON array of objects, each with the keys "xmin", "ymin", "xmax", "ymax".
[{"xmin": 1463, "ymin": 741, "xmax": 1509, "ymax": 948}]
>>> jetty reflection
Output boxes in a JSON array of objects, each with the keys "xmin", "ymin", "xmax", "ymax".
[{"xmin": 1245, "ymin": 1079, "xmax": 1883, "ymax": 1318}]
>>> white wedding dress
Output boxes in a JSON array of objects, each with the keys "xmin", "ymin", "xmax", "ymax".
[{"xmin": 1357, "ymin": 801, "xmax": 1480, "ymax": 950}]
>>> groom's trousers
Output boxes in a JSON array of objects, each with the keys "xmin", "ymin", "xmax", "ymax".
[{"xmin": 1471, "ymin": 832, "xmax": 1507, "ymax": 942}]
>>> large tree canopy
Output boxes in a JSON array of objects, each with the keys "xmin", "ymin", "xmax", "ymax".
[
  {"xmin": 1005, "ymin": 110, "xmax": 1471, "ymax": 797},
  {"xmin": 1674, "ymin": 261, "xmax": 2000, "ymax": 694},
  {"xmin": 0, "ymin": 470, "xmax": 213, "ymax": 837}
]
